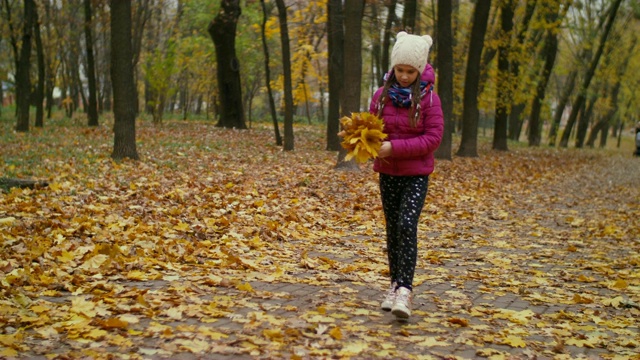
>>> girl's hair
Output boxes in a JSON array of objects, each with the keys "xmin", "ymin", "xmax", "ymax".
[{"xmin": 376, "ymin": 70, "xmax": 423, "ymax": 127}]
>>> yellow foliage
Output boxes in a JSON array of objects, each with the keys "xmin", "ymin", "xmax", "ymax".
[{"xmin": 339, "ymin": 112, "xmax": 388, "ymax": 163}]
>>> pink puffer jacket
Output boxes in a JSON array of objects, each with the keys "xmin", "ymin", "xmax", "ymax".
[{"xmin": 370, "ymin": 64, "xmax": 444, "ymax": 176}]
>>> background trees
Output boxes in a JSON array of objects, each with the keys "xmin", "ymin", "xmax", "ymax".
[{"xmin": 1, "ymin": 0, "xmax": 639, "ymax": 159}]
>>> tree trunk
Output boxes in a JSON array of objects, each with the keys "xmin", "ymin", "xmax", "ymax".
[
  {"xmin": 380, "ymin": 0, "xmax": 398, "ymax": 87},
  {"xmin": 528, "ymin": 3, "xmax": 562, "ymax": 146},
  {"xmin": 341, "ymin": 0, "xmax": 364, "ymax": 116},
  {"xmin": 493, "ymin": 0, "xmax": 514, "ymax": 151},
  {"xmin": 326, "ymin": 0, "xmax": 344, "ymax": 151},
  {"xmin": 369, "ymin": 2, "xmax": 381, "ymax": 92},
  {"xmin": 402, "ymin": 0, "xmax": 417, "ymax": 33},
  {"xmin": 335, "ymin": 0, "xmax": 364, "ymax": 170},
  {"xmin": 575, "ymin": 93, "xmax": 597, "ymax": 148},
  {"xmin": 456, "ymin": 0, "xmax": 492, "ymax": 157},
  {"xmin": 260, "ymin": 0, "xmax": 282, "ymax": 146},
  {"xmin": 434, "ymin": 0, "xmax": 454, "ymax": 160},
  {"xmin": 547, "ymin": 70, "xmax": 576, "ymax": 146},
  {"xmin": 560, "ymin": 0, "xmax": 622, "ymax": 148},
  {"xmin": 85, "ymin": 0, "xmax": 99, "ymax": 126},
  {"xmin": 131, "ymin": 0, "xmax": 152, "ymax": 115},
  {"xmin": 207, "ymin": 0, "xmax": 246, "ymax": 129},
  {"xmin": 586, "ymin": 119, "xmax": 608, "ymax": 148},
  {"xmin": 16, "ymin": 0, "xmax": 36, "ymax": 132},
  {"xmin": 110, "ymin": 0, "xmax": 139, "ymax": 161},
  {"xmin": 274, "ymin": 0, "xmax": 294, "ymax": 151},
  {"xmin": 0, "ymin": 177, "xmax": 49, "ymax": 192},
  {"xmin": 507, "ymin": 0, "xmax": 537, "ymax": 141},
  {"xmin": 33, "ymin": 3, "xmax": 45, "ymax": 128},
  {"xmin": 102, "ymin": 23, "xmax": 113, "ymax": 115}
]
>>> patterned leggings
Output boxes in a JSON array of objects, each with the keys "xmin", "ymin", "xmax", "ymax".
[{"xmin": 379, "ymin": 173, "xmax": 429, "ymax": 290}]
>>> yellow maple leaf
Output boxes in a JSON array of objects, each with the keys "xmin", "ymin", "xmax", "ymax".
[
  {"xmin": 573, "ymin": 293, "xmax": 594, "ymax": 304},
  {"xmin": 175, "ymin": 339, "xmax": 210, "ymax": 353},
  {"xmin": 70, "ymin": 297, "xmax": 96, "ymax": 318},
  {"xmin": 415, "ymin": 336, "xmax": 450, "ymax": 347},
  {"xmin": 118, "ymin": 314, "xmax": 140, "ymax": 324},
  {"xmin": 99, "ymin": 318, "xmax": 128, "ymax": 329},
  {"xmin": 476, "ymin": 348, "xmax": 504, "ymax": 357},
  {"xmin": 0, "ymin": 347, "xmax": 18, "ymax": 357},
  {"xmin": 34, "ymin": 326, "xmax": 58, "ymax": 339},
  {"xmin": 83, "ymin": 328, "xmax": 108, "ymax": 340},
  {"xmin": 502, "ymin": 335, "xmax": 526, "ymax": 348},
  {"xmin": 566, "ymin": 337, "xmax": 597, "ymax": 348},
  {"xmin": 602, "ymin": 296, "xmax": 624, "ymax": 308},
  {"xmin": 338, "ymin": 341, "xmax": 368, "ymax": 356},
  {"xmin": 173, "ymin": 221, "xmax": 190, "ymax": 232},
  {"xmin": 0, "ymin": 333, "xmax": 19, "ymax": 347},
  {"xmin": 263, "ymin": 329, "xmax": 283, "ymax": 340},
  {"xmin": 164, "ymin": 307, "xmax": 183, "ymax": 320},
  {"xmin": 236, "ymin": 282, "xmax": 254, "ymax": 292},
  {"xmin": 610, "ymin": 279, "xmax": 628, "ymax": 289},
  {"xmin": 126, "ymin": 270, "xmax": 148, "ymax": 281},
  {"xmin": 197, "ymin": 327, "xmax": 228, "ymax": 340},
  {"xmin": 304, "ymin": 314, "xmax": 336, "ymax": 323},
  {"xmin": 79, "ymin": 254, "xmax": 109, "ymax": 270},
  {"xmin": 329, "ymin": 326, "xmax": 342, "ymax": 340}
]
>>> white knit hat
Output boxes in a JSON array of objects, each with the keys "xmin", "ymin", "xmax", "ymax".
[{"xmin": 390, "ymin": 31, "xmax": 433, "ymax": 74}]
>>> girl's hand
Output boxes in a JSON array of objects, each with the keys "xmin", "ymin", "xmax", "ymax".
[
  {"xmin": 378, "ymin": 141, "xmax": 392, "ymax": 158},
  {"xmin": 337, "ymin": 130, "xmax": 346, "ymax": 137}
]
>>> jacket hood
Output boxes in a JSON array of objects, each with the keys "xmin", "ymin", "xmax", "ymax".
[{"xmin": 421, "ymin": 64, "xmax": 436, "ymax": 84}]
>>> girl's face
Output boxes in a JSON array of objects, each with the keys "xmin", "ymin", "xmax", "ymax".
[{"xmin": 393, "ymin": 64, "xmax": 419, "ymax": 88}]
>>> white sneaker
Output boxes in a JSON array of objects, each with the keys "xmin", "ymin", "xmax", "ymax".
[
  {"xmin": 392, "ymin": 287, "xmax": 412, "ymax": 319},
  {"xmin": 380, "ymin": 282, "xmax": 397, "ymax": 311}
]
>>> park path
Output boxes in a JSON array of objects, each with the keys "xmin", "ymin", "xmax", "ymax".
[{"xmin": 18, "ymin": 151, "xmax": 639, "ymax": 360}]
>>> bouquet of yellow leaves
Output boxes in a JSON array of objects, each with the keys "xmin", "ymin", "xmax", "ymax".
[{"xmin": 339, "ymin": 112, "xmax": 388, "ymax": 163}]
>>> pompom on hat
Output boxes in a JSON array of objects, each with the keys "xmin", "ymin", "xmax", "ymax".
[{"xmin": 390, "ymin": 31, "xmax": 433, "ymax": 74}]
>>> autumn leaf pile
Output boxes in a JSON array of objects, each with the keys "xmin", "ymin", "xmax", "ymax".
[
  {"xmin": 1, "ymin": 114, "xmax": 639, "ymax": 359},
  {"xmin": 340, "ymin": 112, "xmax": 387, "ymax": 163}
]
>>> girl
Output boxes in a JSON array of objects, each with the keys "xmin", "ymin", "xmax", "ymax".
[{"xmin": 372, "ymin": 32, "xmax": 444, "ymax": 320}]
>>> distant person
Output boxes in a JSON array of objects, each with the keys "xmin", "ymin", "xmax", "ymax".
[{"xmin": 369, "ymin": 32, "xmax": 444, "ymax": 320}]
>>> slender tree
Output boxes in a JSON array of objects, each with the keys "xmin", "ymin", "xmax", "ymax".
[
  {"xmin": 402, "ymin": 0, "xmax": 417, "ymax": 33},
  {"xmin": 208, "ymin": 0, "xmax": 246, "ymax": 129},
  {"xmin": 506, "ymin": 0, "xmax": 537, "ymax": 141},
  {"xmin": 260, "ymin": 0, "xmax": 282, "ymax": 146},
  {"xmin": 380, "ymin": 0, "xmax": 398, "ymax": 88},
  {"xmin": 15, "ymin": 0, "xmax": 36, "ymax": 132},
  {"xmin": 493, "ymin": 0, "xmax": 514, "ymax": 151},
  {"xmin": 110, "ymin": 0, "xmax": 139, "ymax": 160},
  {"xmin": 456, "ymin": 0, "xmax": 492, "ymax": 157},
  {"xmin": 434, "ymin": 0, "xmax": 454, "ymax": 160},
  {"xmin": 84, "ymin": 0, "xmax": 98, "ymax": 126},
  {"xmin": 528, "ymin": 1, "xmax": 564, "ymax": 146},
  {"xmin": 275, "ymin": 0, "xmax": 294, "ymax": 151},
  {"xmin": 326, "ymin": 0, "xmax": 344, "ymax": 151},
  {"xmin": 335, "ymin": 0, "xmax": 364, "ymax": 169},
  {"xmin": 33, "ymin": 3, "xmax": 45, "ymax": 127}
]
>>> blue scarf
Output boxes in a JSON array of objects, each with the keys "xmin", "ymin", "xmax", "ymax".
[{"xmin": 387, "ymin": 81, "xmax": 430, "ymax": 108}]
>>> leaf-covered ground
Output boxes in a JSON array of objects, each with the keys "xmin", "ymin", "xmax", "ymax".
[{"xmin": 1, "ymin": 116, "xmax": 639, "ymax": 359}]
